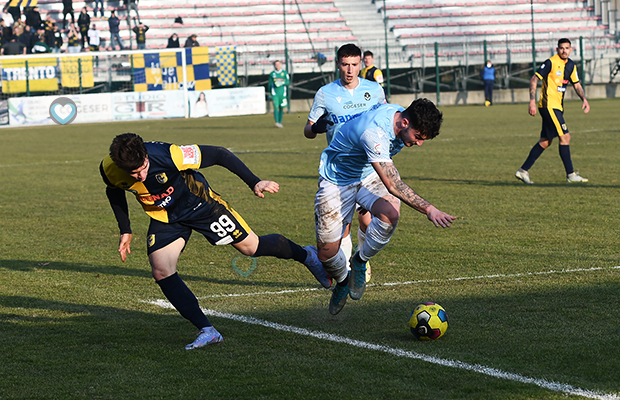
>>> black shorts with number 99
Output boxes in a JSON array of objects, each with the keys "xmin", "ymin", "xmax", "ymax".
[{"xmin": 145, "ymin": 198, "xmax": 252, "ymax": 255}]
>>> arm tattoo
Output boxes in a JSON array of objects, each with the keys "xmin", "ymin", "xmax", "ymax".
[
  {"xmin": 380, "ymin": 162, "xmax": 431, "ymax": 213},
  {"xmin": 574, "ymin": 84, "xmax": 586, "ymax": 101}
]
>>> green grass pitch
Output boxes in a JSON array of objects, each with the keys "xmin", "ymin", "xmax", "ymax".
[{"xmin": 1, "ymin": 99, "xmax": 619, "ymax": 399}]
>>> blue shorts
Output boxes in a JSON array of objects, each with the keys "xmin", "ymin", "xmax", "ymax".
[
  {"xmin": 146, "ymin": 196, "xmax": 251, "ymax": 255},
  {"xmin": 539, "ymin": 108, "xmax": 568, "ymax": 139}
]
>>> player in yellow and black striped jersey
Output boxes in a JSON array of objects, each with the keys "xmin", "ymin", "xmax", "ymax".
[
  {"xmin": 515, "ymin": 38, "xmax": 590, "ymax": 184},
  {"xmin": 100, "ymin": 133, "xmax": 330, "ymax": 349}
]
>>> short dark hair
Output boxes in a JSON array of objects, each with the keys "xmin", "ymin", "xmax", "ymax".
[
  {"xmin": 337, "ymin": 43, "xmax": 362, "ymax": 61},
  {"xmin": 109, "ymin": 133, "xmax": 148, "ymax": 172},
  {"xmin": 402, "ymin": 98, "xmax": 443, "ymax": 140},
  {"xmin": 363, "ymin": 50, "xmax": 373, "ymax": 58},
  {"xmin": 558, "ymin": 38, "xmax": 571, "ymax": 46}
]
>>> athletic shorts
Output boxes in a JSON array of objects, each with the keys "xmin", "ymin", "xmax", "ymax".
[
  {"xmin": 539, "ymin": 108, "xmax": 569, "ymax": 139},
  {"xmin": 146, "ymin": 197, "xmax": 251, "ymax": 255},
  {"xmin": 272, "ymin": 95, "xmax": 288, "ymax": 109},
  {"xmin": 314, "ymin": 171, "xmax": 395, "ymax": 244}
]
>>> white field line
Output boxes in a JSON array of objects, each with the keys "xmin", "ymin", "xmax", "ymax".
[
  {"xmin": 148, "ymin": 300, "xmax": 619, "ymax": 400},
  {"xmin": 193, "ymin": 265, "xmax": 620, "ymax": 300}
]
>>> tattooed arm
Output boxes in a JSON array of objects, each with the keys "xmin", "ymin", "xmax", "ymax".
[
  {"xmin": 372, "ymin": 161, "xmax": 454, "ymax": 228},
  {"xmin": 573, "ymin": 82, "xmax": 590, "ymax": 114},
  {"xmin": 528, "ymin": 75, "xmax": 539, "ymax": 116}
]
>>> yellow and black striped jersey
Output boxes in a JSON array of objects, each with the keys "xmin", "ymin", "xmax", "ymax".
[
  {"xmin": 100, "ymin": 142, "xmax": 208, "ymax": 223},
  {"xmin": 535, "ymin": 54, "xmax": 579, "ymax": 111}
]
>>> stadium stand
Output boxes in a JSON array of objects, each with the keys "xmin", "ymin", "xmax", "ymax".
[{"xmin": 29, "ymin": 0, "xmax": 620, "ymax": 76}]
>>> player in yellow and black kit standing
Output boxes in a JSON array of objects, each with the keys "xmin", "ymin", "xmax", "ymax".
[
  {"xmin": 100, "ymin": 133, "xmax": 329, "ymax": 350},
  {"xmin": 360, "ymin": 50, "xmax": 384, "ymax": 87},
  {"xmin": 515, "ymin": 38, "xmax": 590, "ymax": 184}
]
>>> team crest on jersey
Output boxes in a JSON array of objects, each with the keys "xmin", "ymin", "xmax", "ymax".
[
  {"xmin": 364, "ymin": 92, "xmax": 371, "ymax": 101},
  {"xmin": 155, "ymin": 173, "xmax": 168, "ymax": 184},
  {"xmin": 148, "ymin": 234, "xmax": 156, "ymax": 247}
]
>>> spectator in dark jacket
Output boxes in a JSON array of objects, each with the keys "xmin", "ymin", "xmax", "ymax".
[
  {"xmin": 184, "ymin": 34, "xmax": 199, "ymax": 48},
  {"xmin": 107, "ymin": 10, "xmax": 123, "ymax": 50},
  {"xmin": 77, "ymin": 6, "xmax": 90, "ymax": 48},
  {"xmin": 132, "ymin": 22, "xmax": 148, "ymax": 50},
  {"xmin": 166, "ymin": 33, "xmax": 179, "ymax": 48},
  {"xmin": 62, "ymin": 0, "xmax": 74, "ymax": 30},
  {"xmin": 25, "ymin": 6, "xmax": 42, "ymax": 30}
]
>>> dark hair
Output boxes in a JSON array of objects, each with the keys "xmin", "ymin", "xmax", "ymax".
[
  {"xmin": 363, "ymin": 50, "xmax": 373, "ymax": 58},
  {"xmin": 558, "ymin": 38, "xmax": 571, "ymax": 46},
  {"xmin": 402, "ymin": 98, "xmax": 443, "ymax": 140},
  {"xmin": 109, "ymin": 133, "xmax": 148, "ymax": 171},
  {"xmin": 337, "ymin": 43, "xmax": 362, "ymax": 61}
]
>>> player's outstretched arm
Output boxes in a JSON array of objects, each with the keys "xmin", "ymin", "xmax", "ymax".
[
  {"xmin": 372, "ymin": 161, "xmax": 455, "ymax": 228},
  {"xmin": 253, "ymin": 180, "xmax": 279, "ymax": 198},
  {"xmin": 199, "ymin": 145, "xmax": 261, "ymax": 190}
]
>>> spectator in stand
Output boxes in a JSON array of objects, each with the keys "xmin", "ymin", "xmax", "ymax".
[
  {"xmin": 107, "ymin": 10, "xmax": 123, "ymax": 50},
  {"xmin": 88, "ymin": 23, "xmax": 100, "ymax": 52},
  {"xmin": 1, "ymin": 16, "xmax": 12, "ymax": 45},
  {"xmin": 132, "ymin": 22, "xmax": 148, "ymax": 50},
  {"xmin": 67, "ymin": 23, "xmax": 80, "ymax": 53},
  {"xmin": 12, "ymin": 19, "xmax": 24, "ymax": 38},
  {"xmin": 78, "ymin": 6, "xmax": 90, "ymax": 49},
  {"xmin": 123, "ymin": 0, "xmax": 140, "ymax": 25},
  {"xmin": 1, "ymin": 36, "xmax": 26, "ymax": 55},
  {"xmin": 25, "ymin": 5, "xmax": 42, "ymax": 30},
  {"xmin": 93, "ymin": 0, "xmax": 104, "ymax": 18},
  {"xmin": 1, "ymin": 6, "xmax": 13, "ymax": 30},
  {"xmin": 31, "ymin": 28, "xmax": 51, "ymax": 53},
  {"xmin": 166, "ymin": 33, "xmax": 179, "ymax": 48},
  {"xmin": 18, "ymin": 23, "xmax": 34, "ymax": 53},
  {"xmin": 51, "ymin": 25, "xmax": 63, "ymax": 53},
  {"xmin": 43, "ymin": 13, "xmax": 54, "ymax": 38},
  {"xmin": 3, "ymin": 1, "xmax": 20, "ymax": 25},
  {"xmin": 184, "ymin": 34, "xmax": 199, "ymax": 48},
  {"xmin": 62, "ymin": 0, "xmax": 74, "ymax": 30}
]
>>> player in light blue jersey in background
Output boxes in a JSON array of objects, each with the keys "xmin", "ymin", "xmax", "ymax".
[
  {"xmin": 304, "ymin": 43, "xmax": 385, "ymax": 283},
  {"xmin": 314, "ymin": 99, "xmax": 455, "ymax": 315}
]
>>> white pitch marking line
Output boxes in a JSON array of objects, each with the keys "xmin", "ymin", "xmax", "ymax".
[
  {"xmin": 147, "ymin": 300, "xmax": 619, "ymax": 400},
  {"xmin": 193, "ymin": 265, "xmax": 620, "ymax": 300}
]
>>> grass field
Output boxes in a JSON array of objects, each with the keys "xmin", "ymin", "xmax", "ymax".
[{"xmin": 1, "ymin": 98, "xmax": 619, "ymax": 399}]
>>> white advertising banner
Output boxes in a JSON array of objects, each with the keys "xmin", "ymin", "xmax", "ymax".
[
  {"xmin": 111, "ymin": 91, "xmax": 185, "ymax": 121},
  {"xmin": 8, "ymin": 93, "xmax": 113, "ymax": 126},
  {"xmin": 199, "ymin": 86, "xmax": 266, "ymax": 117}
]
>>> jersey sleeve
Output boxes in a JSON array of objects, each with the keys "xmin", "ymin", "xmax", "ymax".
[
  {"xmin": 307, "ymin": 87, "xmax": 327, "ymax": 123},
  {"xmin": 535, "ymin": 59, "xmax": 552, "ymax": 80},
  {"xmin": 569, "ymin": 61, "xmax": 579, "ymax": 84},
  {"xmin": 360, "ymin": 127, "xmax": 393, "ymax": 164},
  {"xmin": 169, "ymin": 144, "xmax": 201, "ymax": 171}
]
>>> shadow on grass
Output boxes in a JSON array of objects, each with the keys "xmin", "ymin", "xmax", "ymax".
[
  {"xmin": 405, "ymin": 175, "xmax": 620, "ymax": 189},
  {"xmin": 0, "ymin": 259, "xmax": 319, "ymax": 290}
]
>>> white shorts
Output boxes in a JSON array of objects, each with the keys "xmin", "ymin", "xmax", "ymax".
[{"xmin": 314, "ymin": 171, "xmax": 396, "ymax": 244}]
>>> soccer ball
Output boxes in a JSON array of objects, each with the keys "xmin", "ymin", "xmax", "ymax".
[{"xmin": 409, "ymin": 302, "xmax": 448, "ymax": 340}]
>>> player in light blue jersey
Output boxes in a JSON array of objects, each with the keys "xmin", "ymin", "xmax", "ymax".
[
  {"xmin": 304, "ymin": 43, "xmax": 385, "ymax": 282},
  {"xmin": 314, "ymin": 99, "xmax": 455, "ymax": 315}
]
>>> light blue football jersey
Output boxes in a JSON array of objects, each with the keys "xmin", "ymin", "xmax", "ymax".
[
  {"xmin": 318, "ymin": 103, "xmax": 405, "ymax": 185},
  {"xmin": 308, "ymin": 78, "xmax": 385, "ymax": 144}
]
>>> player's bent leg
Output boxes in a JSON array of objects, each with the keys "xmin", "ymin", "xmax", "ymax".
[
  {"xmin": 357, "ymin": 209, "xmax": 373, "ymax": 283},
  {"xmin": 235, "ymin": 232, "xmax": 331, "ymax": 288},
  {"xmin": 149, "ymin": 238, "xmax": 185, "ymax": 281},
  {"xmin": 321, "ymin": 248, "xmax": 350, "ymax": 315}
]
